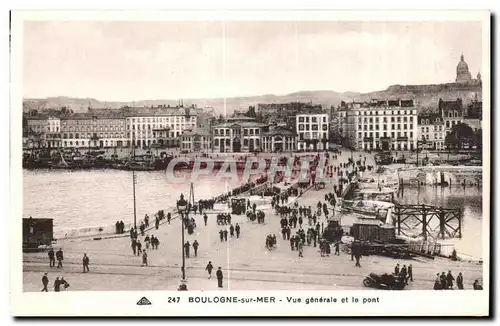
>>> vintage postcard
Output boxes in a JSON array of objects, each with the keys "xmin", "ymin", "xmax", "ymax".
[{"xmin": 10, "ymin": 10, "xmax": 490, "ymax": 317}]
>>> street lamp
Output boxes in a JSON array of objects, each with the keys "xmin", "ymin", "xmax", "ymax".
[{"xmin": 176, "ymin": 194, "xmax": 188, "ymax": 283}]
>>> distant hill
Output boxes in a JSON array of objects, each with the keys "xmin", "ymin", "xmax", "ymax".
[{"xmin": 22, "ymin": 83, "xmax": 482, "ymax": 115}]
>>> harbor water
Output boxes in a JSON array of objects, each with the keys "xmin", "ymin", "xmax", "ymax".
[
  {"xmin": 23, "ymin": 169, "xmax": 484, "ymax": 259},
  {"xmin": 23, "ymin": 169, "xmax": 258, "ymax": 239}
]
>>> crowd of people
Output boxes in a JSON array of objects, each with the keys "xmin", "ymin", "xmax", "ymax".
[{"xmin": 433, "ymin": 270, "xmax": 482, "ymax": 290}]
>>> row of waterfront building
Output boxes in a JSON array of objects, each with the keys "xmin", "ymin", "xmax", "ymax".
[{"xmin": 24, "ymin": 97, "xmax": 482, "ymax": 153}]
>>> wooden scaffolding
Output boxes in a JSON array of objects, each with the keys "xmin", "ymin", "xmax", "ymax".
[{"xmin": 394, "ymin": 204, "xmax": 462, "ymax": 240}]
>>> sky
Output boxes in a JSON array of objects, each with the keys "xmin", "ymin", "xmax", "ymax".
[{"xmin": 22, "ymin": 20, "xmax": 483, "ymax": 101}]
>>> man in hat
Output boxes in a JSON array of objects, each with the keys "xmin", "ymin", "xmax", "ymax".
[
  {"xmin": 216, "ymin": 267, "xmax": 224, "ymax": 288},
  {"xmin": 41, "ymin": 273, "xmax": 49, "ymax": 292}
]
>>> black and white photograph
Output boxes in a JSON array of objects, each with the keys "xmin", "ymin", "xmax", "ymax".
[{"xmin": 10, "ymin": 9, "xmax": 490, "ymax": 317}]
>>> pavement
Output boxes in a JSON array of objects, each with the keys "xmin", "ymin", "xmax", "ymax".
[{"xmin": 23, "ymin": 150, "xmax": 483, "ymax": 292}]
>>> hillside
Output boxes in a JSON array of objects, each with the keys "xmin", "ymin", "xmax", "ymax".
[{"xmin": 22, "ymin": 83, "xmax": 482, "ymax": 115}]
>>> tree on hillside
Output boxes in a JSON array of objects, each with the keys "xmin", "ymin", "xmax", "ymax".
[{"xmin": 445, "ymin": 123, "xmax": 474, "ymax": 150}]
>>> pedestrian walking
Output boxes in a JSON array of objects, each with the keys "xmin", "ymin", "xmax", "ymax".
[
  {"xmin": 206, "ymin": 261, "xmax": 213, "ymax": 279},
  {"xmin": 167, "ymin": 212, "xmax": 171, "ymax": 224},
  {"xmin": 440, "ymin": 272, "xmax": 447, "ymax": 289},
  {"xmin": 219, "ymin": 230, "xmax": 224, "ymax": 242},
  {"xmin": 48, "ymin": 248, "xmax": 55, "ymax": 268},
  {"xmin": 223, "ymin": 229, "xmax": 228, "ymax": 242},
  {"xmin": 184, "ymin": 241, "xmax": 191, "ymax": 258},
  {"xmin": 145, "ymin": 235, "xmax": 150, "ymax": 249},
  {"xmin": 216, "ymin": 267, "xmax": 223, "ymax": 288},
  {"xmin": 334, "ymin": 241, "xmax": 340, "ymax": 255},
  {"xmin": 457, "ymin": 272, "xmax": 464, "ymax": 289},
  {"xmin": 53, "ymin": 277, "xmax": 61, "ymax": 292},
  {"xmin": 235, "ymin": 224, "xmax": 241, "ymax": 238},
  {"xmin": 446, "ymin": 271, "xmax": 455, "ymax": 289},
  {"xmin": 82, "ymin": 253, "xmax": 90, "ymax": 273},
  {"xmin": 401, "ymin": 265, "xmax": 408, "ymax": 285},
  {"xmin": 142, "ymin": 250, "xmax": 148, "ymax": 266},
  {"xmin": 193, "ymin": 240, "xmax": 199, "ymax": 257},
  {"xmin": 56, "ymin": 248, "xmax": 64, "ymax": 268},
  {"xmin": 136, "ymin": 240, "xmax": 142, "ymax": 256},
  {"xmin": 408, "ymin": 264, "xmax": 413, "ymax": 282},
  {"xmin": 41, "ymin": 273, "xmax": 49, "ymax": 292},
  {"xmin": 229, "ymin": 224, "xmax": 235, "ymax": 237},
  {"xmin": 203, "ymin": 214, "xmax": 208, "ymax": 226},
  {"xmin": 131, "ymin": 239, "xmax": 137, "ymax": 255}
]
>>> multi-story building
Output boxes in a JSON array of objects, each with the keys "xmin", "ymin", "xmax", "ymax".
[
  {"xmin": 439, "ymin": 98, "xmax": 464, "ymax": 136},
  {"xmin": 45, "ymin": 117, "xmax": 61, "ymax": 148},
  {"xmin": 60, "ymin": 109, "xmax": 127, "ymax": 149},
  {"xmin": 417, "ymin": 112, "xmax": 446, "ymax": 150},
  {"xmin": 345, "ymin": 99, "xmax": 418, "ymax": 151},
  {"xmin": 295, "ymin": 113, "xmax": 329, "ymax": 151},
  {"xmin": 124, "ymin": 106, "xmax": 197, "ymax": 148},
  {"xmin": 261, "ymin": 126, "xmax": 297, "ymax": 152},
  {"xmin": 180, "ymin": 129, "xmax": 212, "ymax": 152},
  {"xmin": 212, "ymin": 117, "xmax": 267, "ymax": 153},
  {"xmin": 26, "ymin": 115, "xmax": 49, "ymax": 148}
]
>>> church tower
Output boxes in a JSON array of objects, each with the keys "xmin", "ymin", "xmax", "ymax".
[{"xmin": 456, "ymin": 53, "xmax": 473, "ymax": 84}]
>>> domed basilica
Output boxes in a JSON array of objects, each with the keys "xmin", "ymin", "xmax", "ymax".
[{"xmin": 456, "ymin": 53, "xmax": 481, "ymax": 85}]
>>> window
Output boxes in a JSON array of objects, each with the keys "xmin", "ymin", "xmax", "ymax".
[
  {"xmin": 76, "ymin": 141, "xmax": 79, "ymax": 146},
  {"xmin": 311, "ymin": 117, "xmax": 317, "ymax": 123},
  {"xmin": 299, "ymin": 125, "xmax": 304, "ymax": 131},
  {"xmin": 312, "ymin": 125, "xmax": 318, "ymax": 131},
  {"xmin": 243, "ymin": 139, "xmax": 248, "ymax": 146},
  {"xmin": 298, "ymin": 117, "xmax": 305, "ymax": 122},
  {"xmin": 214, "ymin": 139, "xmax": 219, "ymax": 146}
]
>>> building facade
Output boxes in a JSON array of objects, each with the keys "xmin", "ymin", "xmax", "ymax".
[
  {"xmin": 261, "ymin": 127, "xmax": 297, "ymax": 152},
  {"xmin": 180, "ymin": 129, "xmax": 212, "ymax": 152},
  {"xmin": 296, "ymin": 113, "xmax": 329, "ymax": 151},
  {"xmin": 124, "ymin": 106, "xmax": 197, "ymax": 148},
  {"xmin": 60, "ymin": 110, "xmax": 127, "ymax": 149},
  {"xmin": 417, "ymin": 113, "xmax": 446, "ymax": 150},
  {"xmin": 212, "ymin": 119, "xmax": 267, "ymax": 153},
  {"xmin": 26, "ymin": 116, "xmax": 49, "ymax": 148},
  {"xmin": 345, "ymin": 100, "xmax": 418, "ymax": 151},
  {"xmin": 439, "ymin": 99, "xmax": 464, "ymax": 136}
]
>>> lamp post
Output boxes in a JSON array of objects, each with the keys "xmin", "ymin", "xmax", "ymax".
[
  {"xmin": 176, "ymin": 194, "xmax": 188, "ymax": 282},
  {"xmin": 132, "ymin": 170, "xmax": 137, "ymax": 229}
]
